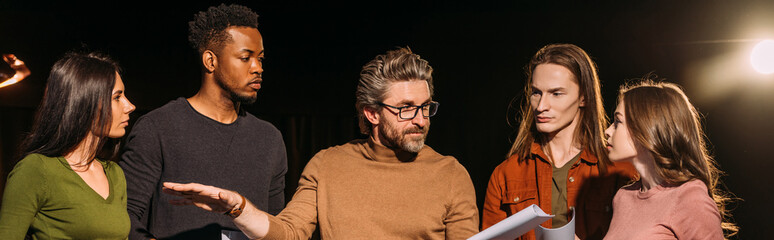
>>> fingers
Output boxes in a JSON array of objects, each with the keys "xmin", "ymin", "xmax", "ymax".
[
  {"xmin": 162, "ymin": 182, "xmax": 235, "ymax": 213},
  {"xmin": 163, "ymin": 182, "xmax": 207, "ymax": 192},
  {"xmin": 192, "ymin": 202, "xmax": 215, "ymax": 212},
  {"xmin": 162, "ymin": 183, "xmax": 220, "ymax": 203},
  {"xmin": 169, "ymin": 198, "xmax": 217, "ymax": 212},
  {"xmin": 2, "ymin": 54, "xmax": 24, "ymax": 67},
  {"xmin": 161, "ymin": 186, "xmax": 186, "ymax": 197},
  {"xmin": 2, "ymin": 54, "xmax": 14, "ymax": 63}
]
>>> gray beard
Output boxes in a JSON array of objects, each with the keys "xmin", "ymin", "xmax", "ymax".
[{"xmin": 379, "ymin": 119, "xmax": 428, "ymax": 153}]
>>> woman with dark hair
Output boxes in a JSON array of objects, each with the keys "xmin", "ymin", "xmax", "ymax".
[
  {"xmin": 482, "ymin": 44, "xmax": 637, "ymax": 239},
  {"xmin": 0, "ymin": 51, "xmax": 135, "ymax": 239},
  {"xmin": 603, "ymin": 81, "xmax": 737, "ymax": 239}
]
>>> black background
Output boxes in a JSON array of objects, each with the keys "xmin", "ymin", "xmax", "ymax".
[{"xmin": 1, "ymin": 0, "xmax": 772, "ymax": 238}]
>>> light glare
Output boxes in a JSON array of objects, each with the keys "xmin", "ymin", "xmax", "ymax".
[{"xmin": 751, "ymin": 39, "xmax": 774, "ymax": 74}]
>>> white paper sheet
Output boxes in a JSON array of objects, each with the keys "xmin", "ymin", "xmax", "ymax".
[
  {"xmin": 467, "ymin": 204, "xmax": 553, "ymax": 240},
  {"xmin": 222, "ymin": 230, "xmax": 249, "ymax": 240},
  {"xmin": 535, "ymin": 208, "xmax": 575, "ymax": 240}
]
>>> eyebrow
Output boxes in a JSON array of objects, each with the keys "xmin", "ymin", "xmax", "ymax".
[
  {"xmin": 614, "ymin": 112, "xmax": 623, "ymax": 118},
  {"xmin": 531, "ymin": 86, "xmax": 566, "ymax": 92},
  {"xmin": 240, "ymin": 49, "xmax": 264, "ymax": 55},
  {"xmin": 112, "ymin": 90, "xmax": 123, "ymax": 95},
  {"xmin": 396, "ymin": 99, "xmax": 431, "ymax": 106}
]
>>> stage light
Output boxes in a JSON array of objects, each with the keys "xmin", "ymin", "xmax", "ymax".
[{"xmin": 751, "ymin": 39, "xmax": 774, "ymax": 74}]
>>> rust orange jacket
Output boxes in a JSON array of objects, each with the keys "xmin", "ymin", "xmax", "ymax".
[{"xmin": 482, "ymin": 143, "xmax": 637, "ymax": 240}]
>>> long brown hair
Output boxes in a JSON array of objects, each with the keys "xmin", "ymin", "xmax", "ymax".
[
  {"xmin": 19, "ymin": 51, "xmax": 121, "ymax": 166},
  {"xmin": 508, "ymin": 44, "xmax": 610, "ymax": 173},
  {"xmin": 620, "ymin": 80, "xmax": 737, "ymax": 237}
]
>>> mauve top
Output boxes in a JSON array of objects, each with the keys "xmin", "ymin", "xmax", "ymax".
[{"xmin": 604, "ymin": 179, "xmax": 723, "ymax": 240}]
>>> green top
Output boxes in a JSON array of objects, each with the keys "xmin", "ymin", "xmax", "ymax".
[
  {"xmin": 0, "ymin": 153, "xmax": 129, "ymax": 240},
  {"xmin": 550, "ymin": 152, "xmax": 581, "ymax": 228}
]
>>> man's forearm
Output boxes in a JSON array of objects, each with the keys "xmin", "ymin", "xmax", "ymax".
[{"xmin": 232, "ymin": 199, "xmax": 271, "ymax": 239}]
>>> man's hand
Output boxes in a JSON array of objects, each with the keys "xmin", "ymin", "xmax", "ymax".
[
  {"xmin": 162, "ymin": 182, "xmax": 242, "ymax": 213},
  {"xmin": 1, "ymin": 54, "xmax": 31, "ymax": 88},
  {"xmin": 162, "ymin": 182, "xmax": 271, "ymax": 238},
  {"xmin": 3, "ymin": 54, "xmax": 27, "ymax": 70}
]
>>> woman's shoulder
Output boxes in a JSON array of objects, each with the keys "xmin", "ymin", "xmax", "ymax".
[
  {"xmin": 663, "ymin": 179, "xmax": 717, "ymax": 216},
  {"xmin": 15, "ymin": 153, "xmax": 58, "ymax": 169},
  {"xmin": 668, "ymin": 179, "xmax": 722, "ymax": 237},
  {"xmin": 673, "ymin": 179, "xmax": 712, "ymax": 201},
  {"xmin": 8, "ymin": 154, "xmax": 61, "ymax": 181}
]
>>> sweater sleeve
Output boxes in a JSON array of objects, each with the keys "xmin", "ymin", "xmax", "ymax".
[
  {"xmin": 262, "ymin": 151, "xmax": 323, "ymax": 240},
  {"xmin": 267, "ymin": 134, "xmax": 288, "ymax": 215},
  {"xmin": 0, "ymin": 154, "xmax": 48, "ymax": 239},
  {"xmin": 444, "ymin": 161, "xmax": 480, "ymax": 239},
  {"xmin": 119, "ymin": 116, "xmax": 163, "ymax": 240},
  {"xmin": 481, "ymin": 163, "xmax": 507, "ymax": 230},
  {"xmin": 670, "ymin": 182, "xmax": 723, "ymax": 240}
]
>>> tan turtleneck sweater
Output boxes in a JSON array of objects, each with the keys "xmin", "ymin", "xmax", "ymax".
[{"xmin": 263, "ymin": 139, "xmax": 479, "ymax": 240}]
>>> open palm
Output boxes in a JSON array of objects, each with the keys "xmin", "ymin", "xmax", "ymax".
[{"xmin": 162, "ymin": 182, "xmax": 239, "ymax": 213}]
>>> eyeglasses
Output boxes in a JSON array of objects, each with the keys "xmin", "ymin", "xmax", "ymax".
[{"xmin": 377, "ymin": 101, "xmax": 439, "ymax": 120}]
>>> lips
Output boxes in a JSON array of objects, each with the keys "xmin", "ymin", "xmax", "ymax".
[
  {"xmin": 248, "ymin": 79, "xmax": 262, "ymax": 91},
  {"xmin": 536, "ymin": 116, "xmax": 551, "ymax": 123},
  {"xmin": 404, "ymin": 127, "xmax": 426, "ymax": 135},
  {"xmin": 247, "ymin": 77, "xmax": 263, "ymax": 91}
]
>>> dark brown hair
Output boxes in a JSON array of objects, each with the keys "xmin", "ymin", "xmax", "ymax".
[{"xmin": 19, "ymin": 51, "xmax": 121, "ymax": 166}]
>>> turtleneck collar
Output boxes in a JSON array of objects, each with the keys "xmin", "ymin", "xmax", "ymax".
[{"xmin": 365, "ymin": 137, "xmax": 420, "ymax": 163}]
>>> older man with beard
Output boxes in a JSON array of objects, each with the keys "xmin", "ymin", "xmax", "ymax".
[{"xmin": 162, "ymin": 48, "xmax": 479, "ymax": 240}]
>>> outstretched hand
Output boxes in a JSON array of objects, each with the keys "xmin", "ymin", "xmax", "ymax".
[
  {"xmin": 164, "ymin": 182, "xmax": 271, "ymax": 238},
  {"xmin": 162, "ymin": 182, "xmax": 242, "ymax": 213},
  {"xmin": 1, "ymin": 54, "xmax": 31, "ymax": 88},
  {"xmin": 3, "ymin": 54, "xmax": 26, "ymax": 69}
]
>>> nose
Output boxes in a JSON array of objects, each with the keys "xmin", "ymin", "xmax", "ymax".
[
  {"xmin": 604, "ymin": 124, "xmax": 613, "ymax": 139},
  {"xmin": 124, "ymin": 98, "xmax": 136, "ymax": 114},
  {"xmin": 535, "ymin": 95, "xmax": 549, "ymax": 112},
  {"xmin": 410, "ymin": 112, "xmax": 428, "ymax": 127},
  {"xmin": 251, "ymin": 58, "xmax": 263, "ymax": 75}
]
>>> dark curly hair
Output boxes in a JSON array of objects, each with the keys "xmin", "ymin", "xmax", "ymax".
[{"xmin": 188, "ymin": 4, "xmax": 259, "ymax": 54}]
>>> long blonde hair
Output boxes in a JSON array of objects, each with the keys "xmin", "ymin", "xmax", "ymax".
[
  {"xmin": 508, "ymin": 44, "xmax": 610, "ymax": 173},
  {"xmin": 620, "ymin": 80, "xmax": 737, "ymax": 237}
]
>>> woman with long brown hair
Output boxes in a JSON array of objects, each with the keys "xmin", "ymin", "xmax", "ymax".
[
  {"xmin": 603, "ymin": 81, "xmax": 736, "ymax": 239},
  {"xmin": 0, "ymin": 51, "xmax": 135, "ymax": 239}
]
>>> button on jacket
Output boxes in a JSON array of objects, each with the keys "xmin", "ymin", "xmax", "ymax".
[{"xmin": 482, "ymin": 143, "xmax": 637, "ymax": 240}]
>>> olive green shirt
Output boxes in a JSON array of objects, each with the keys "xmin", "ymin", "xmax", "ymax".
[
  {"xmin": 0, "ymin": 154, "xmax": 129, "ymax": 239},
  {"xmin": 551, "ymin": 153, "xmax": 581, "ymax": 228}
]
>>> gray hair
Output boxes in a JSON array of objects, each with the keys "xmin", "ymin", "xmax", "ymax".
[{"xmin": 355, "ymin": 47, "xmax": 434, "ymax": 135}]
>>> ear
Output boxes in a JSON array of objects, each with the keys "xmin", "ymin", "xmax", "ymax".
[
  {"xmin": 579, "ymin": 95, "xmax": 586, "ymax": 107},
  {"xmin": 364, "ymin": 106, "xmax": 381, "ymax": 126},
  {"xmin": 202, "ymin": 50, "xmax": 218, "ymax": 73}
]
